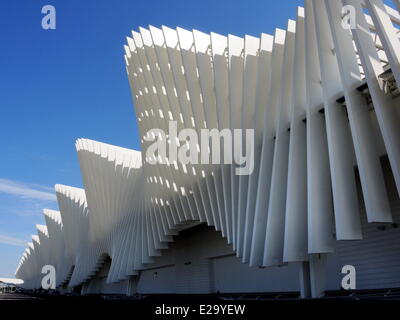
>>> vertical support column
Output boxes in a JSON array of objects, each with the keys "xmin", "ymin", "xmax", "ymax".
[
  {"xmin": 126, "ymin": 275, "xmax": 137, "ymax": 296},
  {"xmin": 80, "ymin": 283, "xmax": 87, "ymax": 295},
  {"xmin": 299, "ymin": 261, "xmax": 311, "ymax": 298},
  {"xmin": 309, "ymin": 253, "xmax": 328, "ymax": 298}
]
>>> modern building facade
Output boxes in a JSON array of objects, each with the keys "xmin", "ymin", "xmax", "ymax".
[{"xmin": 15, "ymin": 0, "xmax": 400, "ymax": 298}]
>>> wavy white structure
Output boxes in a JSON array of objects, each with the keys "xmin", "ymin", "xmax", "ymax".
[{"xmin": 15, "ymin": 0, "xmax": 400, "ymax": 297}]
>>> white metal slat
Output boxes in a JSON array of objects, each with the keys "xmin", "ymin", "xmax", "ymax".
[
  {"xmin": 115, "ymin": 169, "xmax": 145, "ymax": 281},
  {"xmin": 161, "ymin": 26, "xmax": 218, "ymax": 228},
  {"xmin": 227, "ymin": 34, "xmax": 244, "ymax": 252},
  {"xmin": 162, "ymin": 26, "xmax": 214, "ymax": 225},
  {"xmin": 313, "ymin": 0, "xmax": 363, "ymax": 240},
  {"xmin": 126, "ymin": 59, "xmax": 171, "ymax": 255},
  {"xmin": 133, "ymin": 210, "xmax": 144, "ymax": 271},
  {"xmin": 263, "ymin": 20, "xmax": 296, "ymax": 267},
  {"xmin": 110, "ymin": 215, "xmax": 133, "ymax": 282},
  {"xmin": 176, "ymin": 27, "xmax": 226, "ymax": 236},
  {"xmin": 305, "ymin": 0, "xmax": 335, "ymax": 254},
  {"xmin": 284, "ymin": 7, "xmax": 308, "ymax": 263},
  {"xmin": 135, "ymin": 32, "xmax": 185, "ymax": 225},
  {"xmin": 129, "ymin": 36, "xmax": 182, "ymax": 239},
  {"xmin": 132, "ymin": 31, "xmax": 194, "ymax": 228},
  {"xmin": 243, "ymin": 33, "xmax": 274, "ymax": 264},
  {"xmin": 124, "ymin": 209, "xmax": 139, "ymax": 275},
  {"xmin": 127, "ymin": 53, "xmax": 168, "ymax": 246},
  {"xmin": 249, "ymin": 29, "xmax": 285, "ymax": 266},
  {"xmin": 326, "ymin": 0, "xmax": 393, "ymax": 223},
  {"xmin": 237, "ymin": 35, "xmax": 259, "ymax": 262},
  {"xmin": 210, "ymin": 32, "xmax": 234, "ymax": 244},
  {"xmin": 345, "ymin": 0, "xmax": 400, "ymax": 199},
  {"xmin": 147, "ymin": 27, "xmax": 206, "ymax": 226},
  {"xmin": 143, "ymin": 29, "xmax": 197, "ymax": 225},
  {"xmin": 193, "ymin": 30, "xmax": 232, "ymax": 243},
  {"xmin": 365, "ymin": 0, "xmax": 400, "ymax": 89}
]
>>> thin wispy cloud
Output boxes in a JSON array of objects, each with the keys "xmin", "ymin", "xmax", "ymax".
[
  {"xmin": 30, "ymin": 183, "xmax": 54, "ymax": 193},
  {"xmin": 0, "ymin": 234, "xmax": 27, "ymax": 247},
  {"xmin": 0, "ymin": 178, "xmax": 56, "ymax": 201}
]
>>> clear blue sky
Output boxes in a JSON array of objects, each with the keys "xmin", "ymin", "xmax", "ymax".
[{"xmin": 0, "ymin": 0, "xmax": 303, "ymax": 278}]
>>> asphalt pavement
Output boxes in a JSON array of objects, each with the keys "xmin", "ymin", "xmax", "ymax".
[{"xmin": 0, "ymin": 293, "xmax": 39, "ymax": 300}]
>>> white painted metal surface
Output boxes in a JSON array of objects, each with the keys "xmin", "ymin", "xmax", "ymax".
[{"xmin": 15, "ymin": 0, "xmax": 400, "ymax": 297}]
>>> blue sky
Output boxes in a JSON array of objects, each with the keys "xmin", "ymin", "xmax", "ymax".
[{"xmin": 0, "ymin": 0, "xmax": 303, "ymax": 278}]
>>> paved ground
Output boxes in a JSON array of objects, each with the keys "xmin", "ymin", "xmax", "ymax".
[
  {"xmin": 1, "ymin": 291, "xmax": 400, "ymax": 301},
  {"xmin": 0, "ymin": 293, "xmax": 40, "ymax": 300}
]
